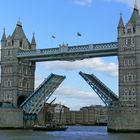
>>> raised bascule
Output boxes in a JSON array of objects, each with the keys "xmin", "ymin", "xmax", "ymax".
[{"xmin": 0, "ymin": 2, "xmax": 140, "ymax": 132}]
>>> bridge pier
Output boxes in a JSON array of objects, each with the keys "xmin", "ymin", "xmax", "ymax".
[
  {"xmin": 108, "ymin": 106, "xmax": 140, "ymax": 132},
  {"xmin": 0, "ymin": 108, "xmax": 23, "ymax": 129}
]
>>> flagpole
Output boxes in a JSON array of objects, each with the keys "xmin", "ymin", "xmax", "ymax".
[
  {"xmin": 51, "ymin": 35, "xmax": 56, "ymax": 48},
  {"xmin": 76, "ymin": 32, "xmax": 82, "ymax": 46}
]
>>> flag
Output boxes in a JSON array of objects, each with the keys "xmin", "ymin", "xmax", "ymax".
[
  {"xmin": 77, "ymin": 32, "xmax": 82, "ymax": 36},
  {"xmin": 51, "ymin": 35, "xmax": 56, "ymax": 39}
]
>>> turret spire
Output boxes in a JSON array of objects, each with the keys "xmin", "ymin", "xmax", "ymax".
[
  {"xmin": 1, "ymin": 27, "xmax": 6, "ymax": 41},
  {"xmin": 134, "ymin": 0, "xmax": 138, "ymax": 10},
  {"xmin": 31, "ymin": 32, "xmax": 36, "ymax": 45},
  {"xmin": 17, "ymin": 18, "xmax": 22, "ymax": 27},
  {"xmin": 30, "ymin": 32, "xmax": 36, "ymax": 49},
  {"xmin": 12, "ymin": 19, "xmax": 26, "ymax": 40},
  {"xmin": 118, "ymin": 13, "xmax": 124, "ymax": 28},
  {"xmin": 127, "ymin": 0, "xmax": 140, "ymax": 27}
]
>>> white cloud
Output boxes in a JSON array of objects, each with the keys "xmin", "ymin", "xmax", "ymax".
[
  {"xmin": 53, "ymin": 86, "xmax": 97, "ymax": 98},
  {"xmin": 73, "ymin": 0, "xmax": 93, "ymax": 6},
  {"xmin": 48, "ymin": 86, "xmax": 104, "ymax": 110},
  {"xmin": 106, "ymin": 0, "xmax": 140, "ymax": 8},
  {"xmin": 40, "ymin": 58, "xmax": 118, "ymax": 77}
]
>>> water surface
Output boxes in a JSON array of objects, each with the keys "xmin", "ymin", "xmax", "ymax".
[{"xmin": 0, "ymin": 126, "xmax": 140, "ymax": 140}]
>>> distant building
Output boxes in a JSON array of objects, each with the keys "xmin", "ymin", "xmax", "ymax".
[
  {"xmin": 43, "ymin": 103, "xmax": 70, "ymax": 124},
  {"xmin": 43, "ymin": 104, "xmax": 108, "ymax": 125}
]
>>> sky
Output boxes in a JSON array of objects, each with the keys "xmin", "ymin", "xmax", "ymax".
[{"xmin": 0, "ymin": 0, "xmax": 138, "ymax": 110}]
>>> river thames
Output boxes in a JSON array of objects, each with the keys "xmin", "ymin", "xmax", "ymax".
[{"xmin": 0, "ymin": 126, "xmax": 140, "ymax": 140}]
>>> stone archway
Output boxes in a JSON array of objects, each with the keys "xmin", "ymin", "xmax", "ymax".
[{"xmin": 17, "ymin": 95, "xmax": 27, "ymax": 107}]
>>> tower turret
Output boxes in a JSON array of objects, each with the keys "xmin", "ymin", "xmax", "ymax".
[
  {"xmin": 0, "ymin": 21, "xmax": 36, "ymax": 108},
  {"xmin": 11, "ymin": 19, "xmax": 30, "ymax": 49},
  {"xmin": 30, "ymin": 32, "xmax": 36, "ymax": 50},
  {"xmin": 118, "ymin": 13, "xmax": 125, "ymax": 37},
  {"xmin": 1, "ymin": 28, "xmax": 6, "ymax": 48},
  {"xmin": 125, "ymin": 0, "xmax": 140, "ymax": 35}
]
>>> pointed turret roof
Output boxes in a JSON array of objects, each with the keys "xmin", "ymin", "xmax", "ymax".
[
  {"xmin": 1, "ymin": 28, "xmax": 6, "ymax": 41},
  {"xmin": 118, "ymin": 13, "xmax": 124, "ymax": 28},
  {"xmin": 134, "ymin": 0, "xmax": 138, "ymax": 10},
  {"xmin": 12, "ymin": 19, "xmax": 27, "ymax": 40},
  {"xmin": 31, "ymin": 32, "xmax": 36, "ymax": 45},
  {"xmin": 127, "ymin": 1, "xmax": 140, "ymax": 26}
]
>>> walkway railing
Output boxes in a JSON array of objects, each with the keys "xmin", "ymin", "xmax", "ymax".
[{"xmin": 17, "ymin": 42, "xmax": 118, "ymax": 61}]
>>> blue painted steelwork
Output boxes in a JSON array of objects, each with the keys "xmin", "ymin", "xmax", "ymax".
[
  {"xmin": 20, "ymin": 73, "xmax": 65, "ymax": 114},
  {"xmin": 17, "ymin": 42, "xmax": 118, "ymax": 62},
  {"xmin": 79, "ymin": 71, "xmax": 118, "ymax": 106},
  {"xmin": 23, "ymin": 114, "xmax": 37, "ymax": 120}
]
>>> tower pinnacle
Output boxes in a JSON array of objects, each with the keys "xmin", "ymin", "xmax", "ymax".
[
  {"xmin": 118, "ymin": 12, "xmax": 124, "ymax": 28},
  {"xmin": 30, "ymin": 32, "xmax": 36, "ymax": 49},
  {"xmin": 134, "ymin": 0, "xmax": 138, "ymax": 10},
  {"xmin": 17, "ymin": 18, "xmax": 22, "ymax": 27},
  {"xmin": 31, "ymin": 32, "xmax": 36, "ymax": 45},
  {"xmin": 1, "ymin": 27, "xmax": 6, "ymax": 41}
]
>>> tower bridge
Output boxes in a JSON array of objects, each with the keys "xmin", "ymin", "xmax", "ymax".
[{"xmin": 0, "ymin": 2, "xmax": 140, "ymax": 132}]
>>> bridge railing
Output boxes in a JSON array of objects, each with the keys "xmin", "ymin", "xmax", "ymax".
[
  {"xmin": 17, "ymin": 42, "xmax": 118, "ymax": 58},
  {"xmin": 68, "ymin": 42, "xmax": 117, "ymax": 52}
]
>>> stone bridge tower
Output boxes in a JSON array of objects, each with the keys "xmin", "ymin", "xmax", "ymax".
[
  {"xmin": 108, "ymin": 3, "xmax": 140, "ymax": 132},
  {"xmin": 0, "ymin": 20, "xmax": 36, "ymax": 108}
]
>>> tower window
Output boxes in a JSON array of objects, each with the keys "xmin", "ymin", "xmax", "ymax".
[
  {"xmin": 27, "ymin": 82, "xmax": 30, "ymax": 88},
  {"xmin": 8, "ymin": 41, "xmax": 11, "ymax": 47},
  {"xmin": 127, "ymin": 29, "xmax": 132, "ymax": 34},
  {"xmin": 127, "ymin": 38, "xmax": 131, "ymax": 45},
  {"xmin": 23, "ymin": 80, "xmax": 26, "ymax": 87},
  {"xmin": 20, "ymin": 41, "xmax": 22, "ymax": 47},
  {"xmin": 12, "ymin": 40, "xmax": 14, "ymax": 46},
  {"xmin": 133, "ymin": 27, "xmax": 136, "ymax": 33},
  {"xmin": 131, "ymin": 38, "xmax": 135, "ymax": 44},
  {"xmin": 125, "ymin": 39, "xmax": 128, "ymax": 45}
]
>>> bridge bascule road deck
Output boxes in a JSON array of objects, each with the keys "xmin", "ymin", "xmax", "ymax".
[
  {"xmin": 79, "ymin": 71, "xmax": 118, "ymax": 106},
  {"xmin": 20, "ymin": 73, "xmax": 65, "ymax": 117}
]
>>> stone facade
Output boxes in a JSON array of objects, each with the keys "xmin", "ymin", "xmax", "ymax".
[
  {"xmin": 0, "ymin": 21, "xmax": 36, "ymax": 108},
  {"xmin": 0, "ymin": 21, "xmax": 36, "ymax": 128},
  {"xmin": 108, "ymin": 3, "xmax": 140, "ymax": 132}
]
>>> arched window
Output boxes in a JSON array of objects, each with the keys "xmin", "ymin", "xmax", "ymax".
[
  {"xmin": 19, "ymin": 40, "xmax": 22, "ymax": 47},
  {"xmin": 17, "ymin": 95, "xmax": 27, "ymax": 107}
]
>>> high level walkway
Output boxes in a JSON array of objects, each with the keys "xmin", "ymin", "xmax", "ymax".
[
  {"xmin": 20, "ymin": 73, "xmax": 65, "ymax": 114},
  {"xmin": 79, "ymin": 71, "xmax": 118, "ymax": 106},
  {"xmin": 17, "ymin": 42, "xmax": 118, "ymax": 62}
]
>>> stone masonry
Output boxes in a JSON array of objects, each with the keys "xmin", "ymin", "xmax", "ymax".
[{"xmin": 108, "ymin": 3, "xmax": 140, "ymax": 132}]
